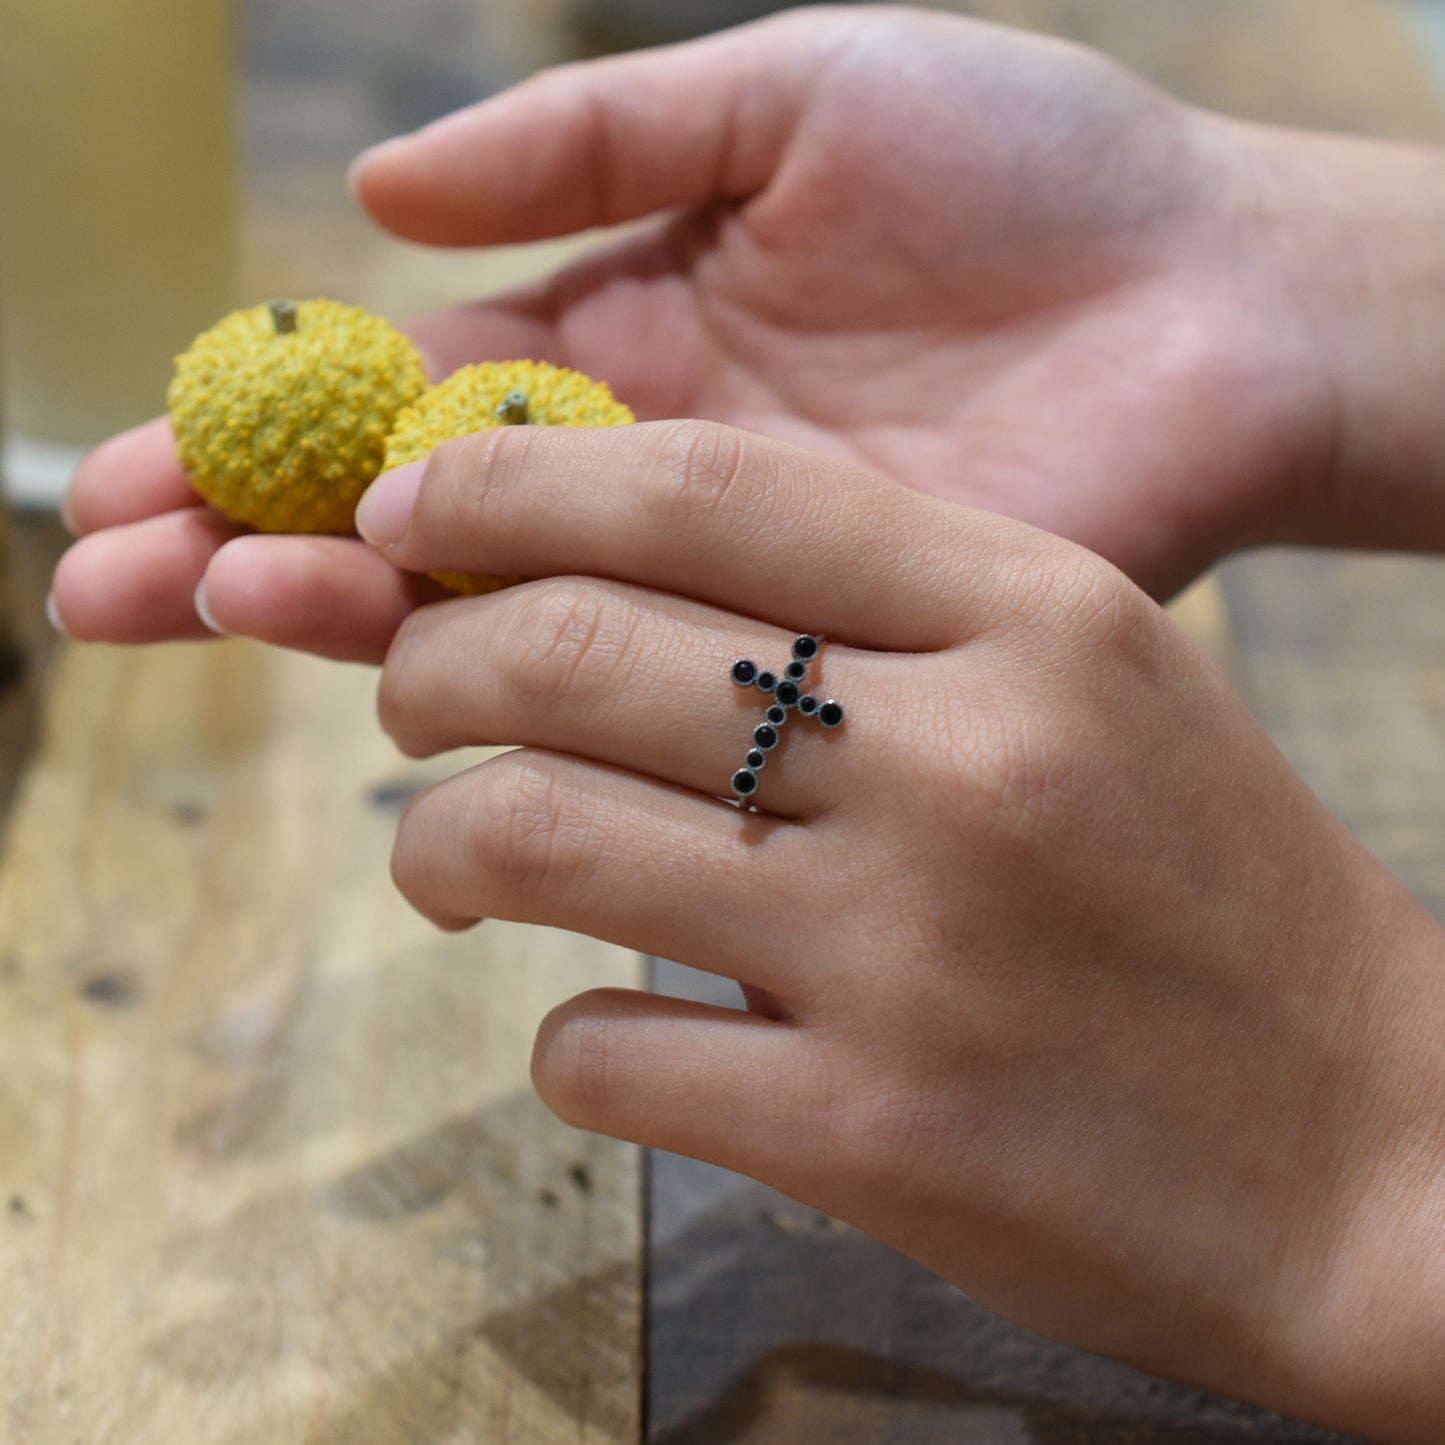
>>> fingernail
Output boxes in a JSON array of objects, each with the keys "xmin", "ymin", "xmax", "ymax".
[
  {"xmin": 355, "ymin": 462, "xmax": 423, "ymax": 548},
  {"xmin": 194, "ymin": 579, "xmax": 227, "ymax": 636},
  {"xmin": 45, "ymin": 591, "xmax": 68, "ymax": 636},
  {"xmin": 59, "ymin": 495, "xmax": 80, "ymax": 537}
]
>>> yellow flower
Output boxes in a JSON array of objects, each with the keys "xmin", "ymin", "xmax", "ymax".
[
  {"xmin": 383, "ymin": 360, "xmax": 635, "ymax": 595},
  {"xmin": 169, "ymin": 299, "xmax": 427, "ymax": 534}
]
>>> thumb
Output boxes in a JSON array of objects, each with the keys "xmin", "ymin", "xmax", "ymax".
[{"xmin": 349, "ymin": 13, "xmax": 817, "ymax": 247}]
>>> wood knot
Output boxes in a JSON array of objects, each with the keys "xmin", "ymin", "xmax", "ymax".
[{"xmin": 80, "ymin": 969, "xmax": 141, "ymax": 1008}]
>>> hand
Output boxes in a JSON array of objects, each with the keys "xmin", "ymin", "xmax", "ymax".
[
  {"xmin": 55, "ymin": 5, "xmax": 1338, "ymax": 655},
  {"xmin": 368, "ymin": 418, "xmax": 1445, "ymax": 1443}
]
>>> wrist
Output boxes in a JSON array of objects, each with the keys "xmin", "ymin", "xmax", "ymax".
[
  {"xmin": 1265, "ymin": 890, "xmax": 1445, "ymax": 1443},
  {"xmin": 1225, "ymin": 123, "xmax": 1445, "ymax": 553}
]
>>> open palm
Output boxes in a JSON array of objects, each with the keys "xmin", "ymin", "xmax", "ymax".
[{"xmin": 57, "ymin": 6, "xmax": 1325, "ymax": 657}]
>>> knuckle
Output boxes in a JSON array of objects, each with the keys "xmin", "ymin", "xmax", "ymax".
[
  {"xmin": 429, "ymin": 424, "xmax": 502, "ymax": 481},
  {"xmin": 790, "ymin": 1032, "xmax": 947, "ymax": 1197},
  {"xmin": 985, "ymin": 711, "xmax": 1085, "ymax": 820},
  {"xmin": 427, "ymin": 426, "xmax": 537, "ymax": 544},
  {"xmin": 902, "ymin": 682, "xmax": 1081, "ymax": 831},
  {"xmin": 913, "ymin": 570, "xmax": 1160, "ymax": 830},
  {"xmin": 1018, "ymin": 542, "xmax": 1146, "ymax": 654},
  {"xmin": 468, "ymin": 754, "xmax": 597, "ymax": 902},
  {"xmin": 503, "ymin": 580, "xmax": 635, "ymax": 714},
  {"xmin": 853, "ymin": 1057, "xmax": 997, "ymax": 1201},
  {"xmin": 987, "ymin": 537, "xmax": 1158, "ymax": 679},
  {"xmin": 1057, "ymin": 554, "xmax": 1150, "ymax": 654},
  {"xmin": 846, "ymin": 1083, "xmax": 945, "ymax": 1190},
  {"xmin": 640, "ymin": 419, "xmax": 753, "ymax": 530}
]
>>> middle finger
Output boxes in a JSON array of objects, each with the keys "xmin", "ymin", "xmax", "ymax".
[{"xmin": 379, "ymin": 576, "xmax": 872, "ymax": 819}]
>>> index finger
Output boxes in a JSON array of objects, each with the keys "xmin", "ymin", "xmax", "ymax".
[
  {"xmin": 350, "ymin": 13, "xmax": 807, "ymax": 248},
  {"xmin": 355, "ymin": 420, "xmax": 1022, "ymax": 652},
  {"xmin": 64, "ymin": 416, "xmax": 199, "ymax": 536}
]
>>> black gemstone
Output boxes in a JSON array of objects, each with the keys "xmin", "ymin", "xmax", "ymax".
[
  {"xmin": 755, "ymin": 671, "xmax": 778, "ymax": 693},
  {"xmin": 797, "ymin": 694, "xmax": 818, "ymax": 715},
  {"xmin": 745, "ymin": 749, "xmax": 766, "ymax": 770},
  {"xmin": 753, "ymin": 723, "xmax": 779, "ymax": 750},
  {"xmin": 775, "ymin": 679, "xmax": 800, "ymax": 707},
  {"xmin": 766, "ymin": 704, "xmax": 787, "ymax": 726},
  {"xmin": 731, "ymin": 659, "xmax": 757, "ymax": 687},
  {"xmin": 732, "ymin": 769, "xmax": 759, "ymax": 796},
  {"xmin": 818, "ymin": 700, "xmax": 844, "ymax": 728},
  {"xmin": 793, "ymin": 635, "xmax": 819, "ymax": 661},
  {"xmin": 785, "ymin": 660, "xmax": 808, "ymax": 681}
]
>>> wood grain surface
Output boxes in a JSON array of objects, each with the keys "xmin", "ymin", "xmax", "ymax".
[
  {"xmin": 3, "ymin": 1, "xmax": 1443, "ymax": 1442},
  {"xmin": 0, "ymin": 642, "xmax": 642, "ymax": 1442},
  {"xmin": 0, "ymin": 6, "xmax": 646, "ymax": 1439}
]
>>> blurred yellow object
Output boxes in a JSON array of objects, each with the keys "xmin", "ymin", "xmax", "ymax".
[
  {"xmin": 169, "ymin": 299, "xmax": 428, "ymax": 534},
  {"xmin": 0, "ymin": 0, "xmax": 240, "ymax": 501},
  {"xmin": 384, "ymin": 360, "xmax": 635, "ymax": 595}
]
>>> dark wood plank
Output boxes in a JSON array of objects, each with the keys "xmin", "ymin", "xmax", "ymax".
[{"xmin": 647, "ymin": 1, "xmax": 1443, "ymax": 1439}]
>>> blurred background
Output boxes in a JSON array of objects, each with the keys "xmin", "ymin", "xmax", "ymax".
[
  {"xmin": 4, "ymin": 4, "xmax": 1445, "ymax": 1441},
  {"xmin": 6, "ymin": 0, "xmax": 1445, "ymax": 507},
  {"xmin": 2, "ymin": 0, "xmax": 826, "ymax": 506}
]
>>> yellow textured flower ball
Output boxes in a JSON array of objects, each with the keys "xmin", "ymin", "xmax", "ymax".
[
  {"xmin": 168, "ymin": 299, "xmax": 428, "ymax": 534},
  {"xmin": 383, "ymin": 360, "xmax": 635, "ymax": 595}
]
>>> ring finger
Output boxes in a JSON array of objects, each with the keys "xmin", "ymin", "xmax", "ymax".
[{"xmin": 379, "ymin": 576, "xmax": 873, "ymax": 819}]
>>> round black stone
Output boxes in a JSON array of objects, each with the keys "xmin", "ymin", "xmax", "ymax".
[
  {"xmin": 731, "ymin": 659, "xmax": 757, "ymax": 687},
  {"xmin": 797, "ymin": 694, "xmax": 818, "ymax": 715},
  {"xmin": 818, "ymin": 700, "xmax": 844, "ymax": 728},
  {"xmin": 731, "ymin": 768, "xmax": 759, "ymax": 796},
  {"xmin": 784, "ymin": 660, "xmax": 808, "ymax": 682},
  {"xmin": 793, "ymin": 635, "xmax": 819, "ymax": 661},
  {"xmin": 766, "ymin": 704, "xmax": 787, "ymax": 726},
  {"xmin": 745, "ymin": 748, "xmax": 766, "ymax": 770},
  {"xmin": 755, "ymin": 670, "xmax": 778, "ymax": 693},
  {"xmin": 753, "ymin": 723, "xmax": 779, "ymax": 751},
  {"xmin": 774, "ymin": 679, "xmax": 800, "ymax": 707}
]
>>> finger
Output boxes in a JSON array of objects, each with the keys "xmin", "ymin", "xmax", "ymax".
[
  {"xmin": 202, "ymin": 535, "xmax": 443, "ymax": 664},
  {"xmin": 50, "ymin": 509, "xmax": 247, "ymax": 643},
  {"xmin": 380, "ymin": 578, "xmax": 862, "ymax": 817},
  {"xmin": 350, "ymin": 14, "xmax": 812, "ymax": 246},
  {"xmin": 359, "ymin": 420, "xmax": 1014, "ymax": 652},
  {"xmin": 63, "ymin": 417, "xmax": 200, "ymax": 536},
  {"xmin": 391, "ymin": 748, "xmax": 821, "ymax": 991},
  {"xmin": 533, "ymin": 989, "xmax": 829, "ymax": 1193}
]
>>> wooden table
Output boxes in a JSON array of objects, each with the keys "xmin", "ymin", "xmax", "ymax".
[{"xmin": 1, "ymin": 1, "xmax": 1441, "ymax": 1440}]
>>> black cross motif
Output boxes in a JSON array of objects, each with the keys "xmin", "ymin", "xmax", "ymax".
[{"xmin": 729, "ymin": 635, "xmax": 844, "ymax": 799}]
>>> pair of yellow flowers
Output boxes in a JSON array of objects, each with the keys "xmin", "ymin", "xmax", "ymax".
[{"xmin": 167, "ymin": 298, "xmax": 634, "ymax": 594}]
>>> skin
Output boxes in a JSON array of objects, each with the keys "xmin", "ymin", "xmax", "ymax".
[
  {"xmin": 60, "ymin": 4, "xmax": 1445, "ymax": 651},
  {"xmin": 363, "ymin": 419, "xmax": 1445, "ymax": 1442},
  {"xmin": 47, "ymin": 6, "xmax": 1445, "ymax": 1434}
]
